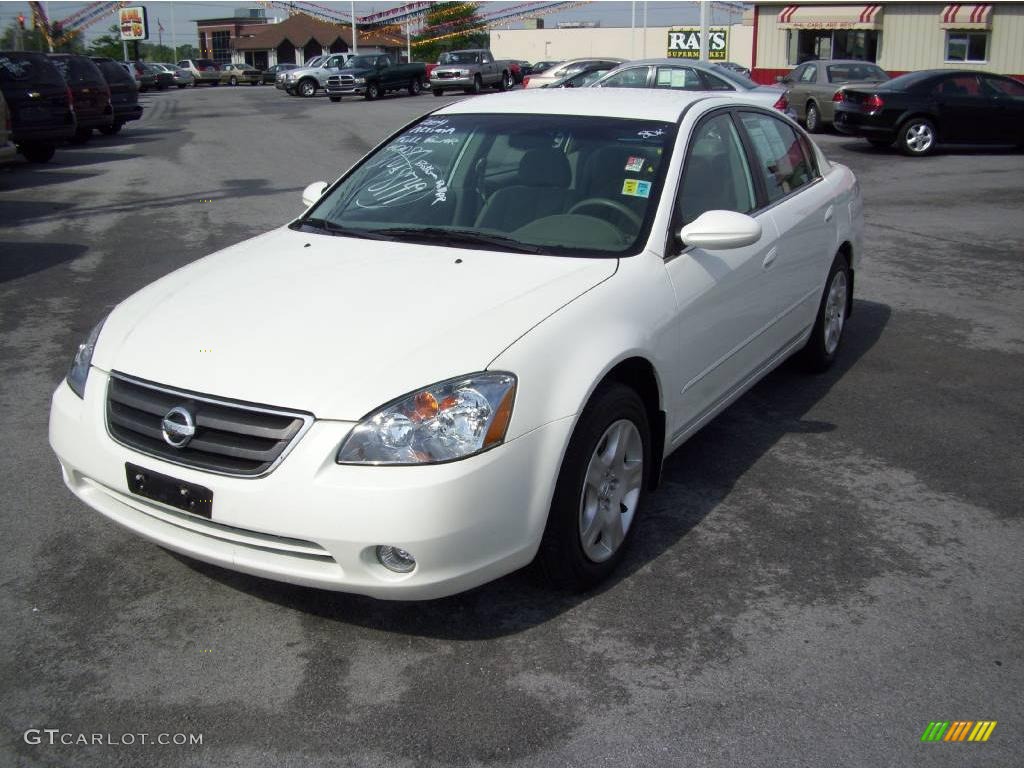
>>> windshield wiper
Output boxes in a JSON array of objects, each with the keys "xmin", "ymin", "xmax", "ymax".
[
  {"xmin": 374, "ymin": 227, "xmax": 543, "ymax": 254},
  {"xmin": 292, "ymin": 218, "xmax": 394, "ymax": 240}
]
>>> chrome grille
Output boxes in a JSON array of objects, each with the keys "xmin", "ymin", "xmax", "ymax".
[{"xmin": 106, "ymin": 373, "xmax": 313, "ymax": 478}]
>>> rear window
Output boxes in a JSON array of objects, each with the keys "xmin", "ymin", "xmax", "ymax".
[
  {"xmin": 94, "ymin": 59, "xmax": 133, "ymax": 83},
  {"xmin": 0, "ymin": 53, "xmax": 66, "ymax": 86},
  {"xmin": 195, "ymin": 59, "xmax": 218, "ymax": 69},
  {"xmin": 826, "ymin": 64, "xmax": 888, "ymax": 83},
  {"xmin": 51, "ymin": 56, "xmax": 104, "ymax": 85}
]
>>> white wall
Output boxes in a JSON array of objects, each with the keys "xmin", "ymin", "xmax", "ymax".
[{"xmin": 489, "ymin": 24, "xmax": 753, "ymax": 67}]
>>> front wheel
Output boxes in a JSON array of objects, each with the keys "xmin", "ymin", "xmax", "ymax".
[
  {"xmin": 329, "ymin": 96, "xmax": 341, "ymax": 103},
  {"xmin": 898, "ymin": 117, "xmax": 936, "ymax": 157},
  {"xmin": 535, "ymin": 383, "xmax": 650, "ymax": 591},
  {"xmin": 98, "ymin": 123, "xmax": 122, "ymax": 136},
  {"xmin": 177, "ymin": 84, "xmax": 186, "ymax": 89},
  {"xmin": 211, "ymin": 81, "xmax": 219, "ymax": 87},
  {"xmin": 433, "ymin": 88, "xmax": 444, "ymax": 97},
  {"xmin": 469, "ymin": 75, "xmax": 482, "ymax": 94},
  {"xmin": 298, "ymin": 79, "xmax": 317, "ymax": 97},
  {"xmin": 20, "ymin": 143, "xmax": 56, "ymax": 163},
  {"xmin": 364, "ymin": 82, "xmax": 381, "ymax": 100},
  {"xmin": 800, "ymin": 253, "xmax": 851, "ymax": 372},
  {"xmin": 407, "ymin": 78, "xmax": 421, "ymax": 96},
  {"xmin": 68, "ymin": 127, "xmax": 91, "ymax": 145}
]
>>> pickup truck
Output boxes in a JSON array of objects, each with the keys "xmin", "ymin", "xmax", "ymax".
[
  {"xmin": 281, "ymin": 53, "xmax": 353, "ymax": 97},
  {"xmin": 325, "ymin": 54, "xmax": 428, "ymax": 101},
  {"xmin": 428, "ymin": 49, "xmax": 516, "ymax": 96}
]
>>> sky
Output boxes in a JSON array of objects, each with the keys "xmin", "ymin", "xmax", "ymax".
[{"xmin": 0, "ymin": 1, "xmax": 747, "ymax": 48}]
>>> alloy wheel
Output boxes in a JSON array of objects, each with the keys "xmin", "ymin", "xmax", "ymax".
[
  {"xmin": 578, "ymin": 419, "xmax": 644, "ymax": 563},
  {"xmin": 823, "ymin": 270, "xmax": 848, "ymax": 355}
]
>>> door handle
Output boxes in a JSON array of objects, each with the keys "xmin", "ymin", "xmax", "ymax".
[
  {"xmin": 824, "ymin": 205, "xmax": 834, "ymax": 223},
  {"xmin": 762, "ymin": 248, "xmax": 777, "ymax": 269}
]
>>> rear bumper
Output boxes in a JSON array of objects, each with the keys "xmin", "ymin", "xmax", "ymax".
[
  {"xmin": 13, "ymin": 123, "xmax": 76, "ymax": 144},
  {"xmin": 114, "ymin": 104, "xmax": 143, "ymax": 123},
  {"xmin": 833, "ymin": 109, "xmax": 894, "ymax": 138},
  {"xmin": 76, "ymin": 111, "xmax": 115, "ymax": 130}
]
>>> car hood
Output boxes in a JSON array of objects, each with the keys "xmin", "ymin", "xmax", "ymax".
[
  {"xmin": 93, "ymin": 227, "xmax": 617, "ymax": 420},
  {"xmin": 286, "ymin": 67, "xmax": 321, "ymax": 78}
]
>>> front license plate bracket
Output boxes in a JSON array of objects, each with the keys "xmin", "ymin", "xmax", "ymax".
[{"xmin": 125, "ymin": 463, "xmax": 213, "ymax": 519}]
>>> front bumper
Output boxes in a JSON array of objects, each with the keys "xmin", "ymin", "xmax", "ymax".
[
  {"xmin": 49, "ymin": 370, "xmax": 571, "ymax": 600},
  {"xmin": 429, "ymin": 76, "xmax": 475, "ymax": 91},
  {"xmin": 326, "ymin": 85, "xmax": 366, "ymax": 96}
]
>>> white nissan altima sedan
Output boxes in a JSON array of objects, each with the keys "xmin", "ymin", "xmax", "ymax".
[{"xmin": 49, "ymin": 89, "xmax": 863, "ymax": 600}]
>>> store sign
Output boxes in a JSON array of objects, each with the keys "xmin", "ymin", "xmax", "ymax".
[
  {"xmin": 667, "ymin": 28, "xmax": 729, "ymax": 60},
  {"xmin": 119, "ymin": 6, "xmax": 149, "ymax": 41}
]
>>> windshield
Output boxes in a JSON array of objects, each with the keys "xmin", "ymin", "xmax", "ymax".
[
  {"xmin": 300, "ymin": 113, "xmax": 676, "ymax": 257},
  {"xmin": 827, "ymin": 63, "xmax": 888, "ymax": 83},
  {"xmin": 439, "ymin": 52, "xmax": 480, "ymax": 65}
]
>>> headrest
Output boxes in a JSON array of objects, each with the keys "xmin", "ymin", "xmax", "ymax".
[{"xmin": 517, "ymin": 149, "xmax": 571, "ymax": 187}]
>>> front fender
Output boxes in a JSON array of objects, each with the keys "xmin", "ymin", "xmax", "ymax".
[{"xmin": 488, "ymin": 252, "xmax": 676, "ymax": 445}]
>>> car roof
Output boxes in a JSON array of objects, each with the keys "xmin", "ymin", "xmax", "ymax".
[
  {"xmin": 800, "ymin": 59, "xmax": 884, "ymax": 66},
  {"xmin": 437, "ymin": 87, "xmax": 713, "ymax": 122}
]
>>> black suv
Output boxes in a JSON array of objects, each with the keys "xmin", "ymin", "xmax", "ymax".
[
  {"xmin": 49, "ymin": 53, "xmax": 114, "ymax": 142},
  {"xmin": 0, "ymin": 50, "xmax": 75, "ymax": 162},
  {"xmin": 90, "ymin": 56, "xmax": 142, "ymax": 134}
]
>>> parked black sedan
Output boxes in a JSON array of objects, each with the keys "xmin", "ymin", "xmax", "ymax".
[
  {"xmin": 834, "ymin": 69, "xmax": 1024, "ymax": 156},
  {"xmin": 262, "ymin": 63, "xmax": 298, "ymax": 84}
]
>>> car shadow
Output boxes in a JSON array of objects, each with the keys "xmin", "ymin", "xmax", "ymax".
[
  {"xmin": 838, "ymin": 140, "xmax": 1022, "ymax": 156},
  {"xmin": 0, "ymin": 166, "xmax": 101, "ymax": 190},
  {"xmin": 0, "ymin": 240, "xmax": 88, "ymax": 283},
  {"xmin": 175, "ymin": 298, "xmax": 892, "ymax": 638}
]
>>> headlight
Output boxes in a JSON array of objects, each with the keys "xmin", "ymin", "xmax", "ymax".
[
  {"xmin": 354, "ymin": 77, "xmax": 366, "ymax": 83},
  {"xmin": 337, "ymin": 373, "xmax": 516, "ymax": 465},
  {"xmin": 66, "ymin": 319, "xmax": 105, "ymax": 399}
]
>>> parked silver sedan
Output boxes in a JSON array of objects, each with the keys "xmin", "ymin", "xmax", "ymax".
[
  {"xmin": 151, "ymin": 63, "xmax": 194, "ymax": 88},
  {"xmin": 591, "ymin": 59, "xmax": 795, "ymax": 117},
  {"xmin": 777, "ymin": 60, "xmax": 890, "ymax": 132}
]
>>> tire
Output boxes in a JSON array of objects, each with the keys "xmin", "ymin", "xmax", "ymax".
[
  {"xmin": 98, "ymin": 123, "xmax": 122, "ymax": 136},
  {"xmin": 897, "ymin": 117, "xmax": 936, "ymax": 157},
  {"xmin": 498, "ymin": 71, "xmax": 513, "ymax": 91},
  {"xmin": 365, "ymin": 82, "xmax": 381, "ymax": 100},
  {"xmin": 800, "ymin": 252, "xmax": 851, "ymax": 372},
  {"xmin": 433, "ymin": 88, "xmax": 444, "ymax": 97},
  {"xmin": 468, "ymin": 75, "xmax": 482, "ymax": 94},
  {"xmin": 19, "ymin": 143, "xmax": 55, "ymax": 163},
  {"xmin": 805, "ymin": 102, "xmax": 822, "ymax": 133},
  {"xmin": 68, "ymin": 127, "xmax": 91, "ymax": 145},
  {"xmin": 407, "ymin": 78, "xmax": 421, "ymax": 96},
  {"xmin": 299, "ymin": 79, "xmax": 317, "ymax": 97},
  {"xmin": 177, "ymin": 84, "xmax": 186, "ymax": 89},
  {"xmin": 329, "ymin": 96, "xmax": 341, "ymax": 103},
  {"xmin": 867, "ymin": 138, "xmax": 891, "ymax": 148},
  {"xmin": 229, "ymin": 76, "xmax": 238, "ymax": 86},
  {"xmin": 211, "ymin": 81, "xmax": 219, "ymax": 87},
  {"xmin": 535, "ymin": 382, "xmax": 650, "ymax": 591}
]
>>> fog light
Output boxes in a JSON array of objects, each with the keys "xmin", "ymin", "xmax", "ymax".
[{"xmin": 376, "ymin": 545, "xmax": 416, "ymax": 573}]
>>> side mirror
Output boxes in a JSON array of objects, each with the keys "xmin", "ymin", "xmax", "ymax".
[
  {"xmin": 775, "ymin": 75, "xmax": 786, "ymax": 83},
  {"xmin": 679, "ymin": 210, "xmax": 762, "ymax": 250},
  {"xmin": 301, "ymin": 181, "xmax": 329, "ymax": 208}
]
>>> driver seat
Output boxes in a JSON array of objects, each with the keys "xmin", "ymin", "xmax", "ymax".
[{"xmin": 475, "ymin": 149, "xmax": 572, "ymax": 232}]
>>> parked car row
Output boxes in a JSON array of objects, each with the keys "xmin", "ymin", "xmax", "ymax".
[
  {"xmin": 0, "ymin": 50, "xmax": 145, "ymax": 163},
  {"xmin": 775, "ymin": 59, "xmax": 1024, "ymax": 156}
]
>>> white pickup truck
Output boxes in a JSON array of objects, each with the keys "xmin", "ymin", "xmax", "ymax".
[{"xmin": 428, "ymin": 49, "xmax": 515, "ymax": 96}]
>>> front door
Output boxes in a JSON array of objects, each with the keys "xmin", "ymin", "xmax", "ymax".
[{"xmin": 931, "ymin": 74, "xmax": 999, "ymax": 142}]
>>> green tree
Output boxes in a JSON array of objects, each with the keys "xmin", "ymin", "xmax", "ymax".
[
  {"xmin": 1, "ymin": 18, "xmax": 82, "ymax": 52},
  {"xmin": 411, "ymin": 2, "xmax": 487, "ymax": 63}
]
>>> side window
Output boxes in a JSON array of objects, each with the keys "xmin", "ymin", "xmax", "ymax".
[
  {"xmin": 178, "ymin": 61, "xmax": 188, "ymax": 68},
  {"xmin": 982, "ymin": 75, "xmax": 1024, "ymax": 98},
  {"xmin": 599, "ymin": 67, "xmax": 650, "ymax": 88},
  {"xmin": 932, "ymin": 74, "xmax": 982, "ymax": 97},
  {"xmin": 738, "ymin": 112, "xmax": 814, "ymax": 203},
  {"xmin": 800, "ymin": 64, "xmax": 817, "ymax": 82},
  {"xmin": 482, "ymin": 53, "xmax": 493, "ymax": 64},
  {"xmin": 656, "ymin": 66, "xmax": 703, "ymax": 91},
  {"xmin": 678, "ymin": 113, "xmax": 756, "ymax": 226}
]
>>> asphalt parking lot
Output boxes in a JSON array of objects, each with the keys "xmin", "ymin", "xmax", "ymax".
[{"xmin": 1, "ymin": 85, "xmax": 1022, "ymax": 767}]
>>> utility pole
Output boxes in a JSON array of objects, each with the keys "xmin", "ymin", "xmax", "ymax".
[
  {"xmin": 699, "ymin": 0, "xmax": 710, "ymax": 62},
  {"xmin": 171, "ymin": 1, "xmax": 178, "ymax": 61},
  {"xmin": 406, "ymin": 23, "xmax": 411, "ymax": 63},
  {"xmin": 351, "ymin": 0, "xmax": 357, "ymax": 54},
  {"xmin": 630, "ymin": 0, "xmax": 636, "ymax": 59},
  {"xmin": 642, "ymin": 0, "xmax": 648, "ymax": 57}
]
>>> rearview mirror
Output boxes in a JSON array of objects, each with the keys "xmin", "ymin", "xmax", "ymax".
[
  {"xmin": 679, "ymin": 210, "xmax": 762, "ymax": 250},
  {"xmin": 302, "ymin": 181, "xmax": 329, "ymax": 208}
]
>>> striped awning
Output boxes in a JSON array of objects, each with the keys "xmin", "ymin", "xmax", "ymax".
[
  {"xmin": 777, "ymin": 4, "xmax": 883, "ymax": 30},
  {"xmin": 940, "ymin": 4, "xmax": 993, "ymax": 29}
]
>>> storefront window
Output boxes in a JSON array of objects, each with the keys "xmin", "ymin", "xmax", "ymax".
[
  {"xmin": 945, "ymin": 32, "xmax": 988, "ymax": 62},
  {"xmin": 211, "ymin": 31, "xmax": 231, "ymax": 65},
  {"xmin": 788, "ymin": 30, "xmax": 880, "ymax": 64}
]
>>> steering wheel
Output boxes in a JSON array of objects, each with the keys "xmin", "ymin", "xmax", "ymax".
[{"xmin": 567, "ymin": 197, "xmax": 643, "ymax": 231}]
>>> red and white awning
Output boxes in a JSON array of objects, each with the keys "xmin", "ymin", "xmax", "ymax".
[
  {"xmin": 940, "ymin": 4, "xmax": 993, "ymax": 29},
  {"xmin": 777, "ymin": 4, "xmax": 883, "ymax": 30}
]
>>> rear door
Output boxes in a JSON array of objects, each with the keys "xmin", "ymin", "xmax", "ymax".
[
  {"xmin": 736, "ymin": 110, "xmax": 837, "ymax": 352},
  {"xmin": 653, "ymin": 65, "xmax": 705, "ymax": 92},
  {"xmin": 597, "ymin": 65, "xmax": 653, "ymax": 89},
  {"xmin": 930, "ymin": 73, "xmax": 998, "ymax": 141},
  {"xmin": 980, "ymin": 74, "xmax": 1024, "ymax": 143}
]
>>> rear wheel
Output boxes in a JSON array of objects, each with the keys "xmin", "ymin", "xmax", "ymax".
[
  {"xmin": 407, "ymin": 78, "xmax": 421, "ymax": 96},
  {"xmin": 535, "ymin": 383, "xmax": 650, "ymax": 591},
  {"xmin": 98, "ymin": 123, "xmax": 123, "ymax": 136},
  {"xmin": 433, "ymin": 88, "xmax": 444, "ymax": 97},
  {"xmin": 898, "ymin": 117, "xmax": 936, "ymax": 157},
  {"xmin": 20, "ymin": 143, "xmax": 56, "ymax": 163},
  {"xmin": 805, "ymin": 102, "xmax": 822, "ymax": 133},
  {"xmin": 211, "ymin": 81, "xmax": 219, "ymax": 87},
  {"xmin": 68, "ymin": 127, "xmax": 92, "ymax": 145},
  {"xmin": 498, "ymin": 71, "xmax": 513, "ymax": 91},
  {"xmin": 177, "ymin": 84, "xmax": 186, "ymax": 89},
  {"xmin": 800, "ymin": 252, "xmax": 851, "ymax": 372},
  {"xmin": 229, "ymin": 76, "xmax": 238, "ymax": 86}
]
